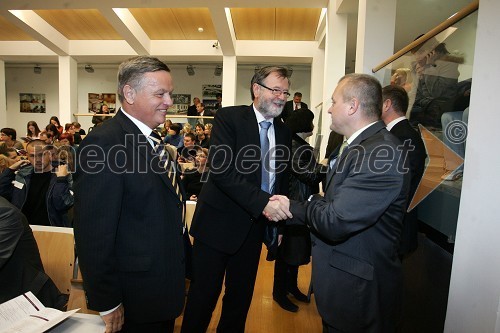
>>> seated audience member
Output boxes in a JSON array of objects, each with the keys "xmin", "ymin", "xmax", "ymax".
[
  {"xmin": 178, "ymin": 133, "xmax": 197, "ymax": 163},
  {"xmin": 0, "ymin": 196, "xmax": 68, "ymax": 309},
  {"xmin": 49, "ymin": 116, "xmax": 64, "ymax": 134},
  {"xmin": 39, "ymin": 132, "xmax": 53, "ymax": 145},
  {"xmin": 72, "ymin": 122, "xmax": 86, "ymax": 136},
  {"xmin": 204, "ymin": 123, "xmax": 213, "ymax": 140},
  {"xmin": 58, "ymin": 132, "xmax": 74, "ymax": 147},
  {"xmin": 0, "ymin": 128, "xmax": 24, "ymax": 150},
  {"xmin": 0, "ymin": 140, "xmax": 73, "ymax": 227},
  {"xmin": 161, "ymin": 119, "xmax": 173, "ymax": 137},
  {"xmin": 27, "ymin": 121, "xmax": 42, "ymax": 140},
  {"xmin": 45, "ymin": 124, "xmax": 60, "ymax": 142},
  {"xmin": 164, "ymin": 123, "xmax": 183, "ymax": 148},
  {"xmin": 181, "ymin": 148, "xmax": 209, "ymax": 201},
  {"xmin": 64, "ymin": 123, "xmax": 81, "ymax": 145},
  {"xmin": 92, "ymin": 104, "xmax": 111, "ymax": 127},
  {"xmin": 195, "ymin": 123, "xmax": 210, "ymax": 148},
  {"xmin": 0, "ymin": 144, "xmax": 19, "ymax": 173},
  {"xmin": 182, "ymin": 123, "xmax": 193, "ymax": 135}
]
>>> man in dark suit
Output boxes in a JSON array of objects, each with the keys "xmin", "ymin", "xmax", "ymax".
[
  {"xmin": 0, "ymin": 196, "xmax": 67, "ymax": 309},
  {"xmin": 181, "ymin": 66, "xmax": 292, "ymax": 333},
  {"xmin": 382, "ymin": 85, "xmax": 427, "ymax": 257},
  {"xmin": 280, "ymin": 91, "xmax": 309, "ymax": 122},
  {"xmin": 276, "ymin": 74, "xmax": 410, "ymax": 332},
  {"xmin": 74, "ymin": 56, "xmax": 185, "ymax": 333},
  {"xmin": 187, "ymin": 97, "xmax": 201, "ymax": 127}
]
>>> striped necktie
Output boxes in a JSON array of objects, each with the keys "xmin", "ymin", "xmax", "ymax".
[
  {"xmin": 149, "ymin": 131, "xmax": 182, "ymax": 201},
  {"xmin": 259, "ymin": 121, "xmax": 272, "ymax": 193}
]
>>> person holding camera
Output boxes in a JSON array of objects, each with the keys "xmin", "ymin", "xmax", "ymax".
[{"xmin": 0, "ymin": 140, "xmax": 73, "ymax": 227}]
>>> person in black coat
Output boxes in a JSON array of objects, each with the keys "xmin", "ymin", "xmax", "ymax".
[
  {"xmin": 381, "ymin": 85, "xmax": 427, "ymax": 257},
  {"xmin": 273, "ymin": 109, "xmax": 326, "ymax": 312},
  {"xmin": 0, "ymin": 196, "xmax": 67, "ymax": 309}
]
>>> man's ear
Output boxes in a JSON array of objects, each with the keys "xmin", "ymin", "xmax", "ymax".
[
  {"xmin": 252, "ymin": 83, "xmax": 260, "ymax": 99},
  {"xmin": 382, "ymin": 99, "xmax": 392, "ymax": 113},
  {"xmin": 123, "ymin": 85, "xmax": 135, "ymax": 105},
  {"xmin": 348, "ymin": 98, "xmax": 359, "ymax": 116}
]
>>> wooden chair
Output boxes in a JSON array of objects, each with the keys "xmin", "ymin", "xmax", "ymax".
[
  {"xmin": 30, "ymin": 225, "xmax": 97, "ymax": 314},
  {"xmin": 30, "ymin": 225, "xmax": 74, "ymax": 295}
]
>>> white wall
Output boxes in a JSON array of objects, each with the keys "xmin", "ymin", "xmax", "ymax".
[
  {"xmin": 4, "ymin": 64, "xmax": 312, "ymax": 136},
  {"xmin": 5, "ymin": 67, "xmax": 59, "ymax": 137}
]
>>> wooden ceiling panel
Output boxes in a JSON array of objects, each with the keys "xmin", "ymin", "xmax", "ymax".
[
  {"xmin": 34, "ymin": 9, "xmax": 122, "ymax": 40},
  {"xmin": 172, "ymin": 8, "xmax": 216, "ymax": 40},
  {"xmin": 275, "ymin": 8, "xmax": 321, "ymax": 40},
  {"xmin": 231, "ymin": 8, "xmax": 276, "ymax": 40},
  {"xmin": 0, "ymin": 15, "xmax": 34, "ymax": 41},
  {"xmin": 129, "ymin": 8, "xmax": 182, "ymax": 40}
]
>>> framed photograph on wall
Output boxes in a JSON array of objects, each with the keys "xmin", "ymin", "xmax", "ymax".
[
  {"xmin": 202, "ymin": 84, "xmax": 222, "ymax": 113},
  {"xmin": 20, "ymin": 93, "xmax": 46, "ymax": 113},
  {"xmin": 169, "ymin": 94, "xmax": 191, "ymax": 114},
  {"xmin": 88, "ymin": 93, "xmax": 117, "ymax": 113}
]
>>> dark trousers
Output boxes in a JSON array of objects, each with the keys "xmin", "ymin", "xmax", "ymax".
[
  {"xmin": 181, "ymin": 223, "xmax": 263, "ymax": 333},
  {"xmin": 121, "ymin": 319, "xmax": 174, "ymax": 333},
  {"xmin": 273, "ymin": 256, "xmax": 300, "ymax": 297}
]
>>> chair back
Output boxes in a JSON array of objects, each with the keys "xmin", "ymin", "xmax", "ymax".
[{"xmin": 30, "ymin": 225, "xmax": 74, "ymax": 294}]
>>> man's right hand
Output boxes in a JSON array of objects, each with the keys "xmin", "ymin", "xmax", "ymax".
[
  {"xmin": 9, "ymin": 159, "xmax": 30, "ymax": 171},
  {"xmin": 102, "ymin": 304, "xmax": 125, "ymax": 333}
]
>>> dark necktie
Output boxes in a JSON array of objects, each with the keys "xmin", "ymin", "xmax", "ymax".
[
  {"xmin": 259, "ymin": 121, "xmax": 272, "ymax": 193},
  {"xmin": 149, "ymin": 131, "xmax": 182, "ymax": 201}
]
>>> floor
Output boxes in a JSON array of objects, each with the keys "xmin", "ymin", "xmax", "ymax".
[{"xmin": 174, "ymin": 246, "xmax": 323, "ymax": 332}]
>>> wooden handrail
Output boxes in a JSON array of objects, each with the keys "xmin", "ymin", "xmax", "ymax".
[
  {"xmin": 73, "ymin": 113, "xmax": 214, "ymax": 119},
  {"xmin": 372, "ymin": 0, "xmax": 479, "ymax": 73}
]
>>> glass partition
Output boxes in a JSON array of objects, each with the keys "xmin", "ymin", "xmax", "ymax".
[{"xmin": 376, "ymin": 9, "xmax": 478, "ymax": 243}]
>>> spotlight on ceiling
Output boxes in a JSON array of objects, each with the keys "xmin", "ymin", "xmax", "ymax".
[
  {"xmin": 85, "ymin": 64, "xmax": 94, "ymax": 73},
  {"xmin": 33, "ymin": 65, "xmax": 42, "ymax": 74},
  {"xmin": 287, "ymin": 66, "xmax": 293, "ymax": 77},
  {"xmin": 214, "ymin": 65, "xmax": 222, "ymax": 76},
  {"xmin": 186, "ymin": 65, "xmax": 195, "ymax": 76}
]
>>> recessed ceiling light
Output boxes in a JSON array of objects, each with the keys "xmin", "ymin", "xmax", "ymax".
[{"xmin": 198, "ymin": 27, "xmax": 204, "ymax": 33}]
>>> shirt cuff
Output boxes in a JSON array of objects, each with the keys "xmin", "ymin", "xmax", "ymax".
[{"xmin": 99, "ymin": 303, "xmax": 121, "ymax": 316}]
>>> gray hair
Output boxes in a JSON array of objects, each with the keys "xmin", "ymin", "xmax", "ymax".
[
  {"xmin": 250, "ymin": 66, "xmax": 291, "ymax": 100},
  {"xmin": 117, "ymin": 56, "xmax": 170, "ymax": 103},
  {"xmin": 338, "ymin": 73, "xmax": 382, "ymax": 120}
]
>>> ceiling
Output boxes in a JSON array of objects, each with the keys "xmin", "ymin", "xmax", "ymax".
[{"xmin": 0, "ymin": 0, "xmax": 473, "ymax": 68}]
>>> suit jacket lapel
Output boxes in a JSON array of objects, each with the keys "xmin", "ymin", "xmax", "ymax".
[
  {"xmin": 324, "ymin": 121, "xmax": 386, "ymax": 191},
  {"xmin": 115, "ymin": 111, "xmax": 180, "ymax": 200}
]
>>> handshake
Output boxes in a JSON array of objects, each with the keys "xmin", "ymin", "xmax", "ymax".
[{"xmin": 263, "ymin": 195, "xmax": 292, "ymax": 222}]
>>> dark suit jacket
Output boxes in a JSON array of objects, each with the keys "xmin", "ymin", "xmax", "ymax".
[
  {"xmin": 74, "ymin": 110, "xmax": 186, "ymax": 323},
  {"xmin": 187, "ymin": 104, "xmax": 197, "ymax": 117},
  {"xmin": 280, "ymin": 100, "xmax": 309, "ymax": 122},
  {"xmin": 291, "ymin": 121, "xmax": 410, "ymax": 332},
  {"xmin": 189, "ymin": 105, "xmax": 291, "ymax": 255},
  {"xmin": 390, "ymin": 119, "xmax": 427, "ymax": 255},
  {"xmin": 0, "ymin": 197, "xmax": 66, "ymax": 309}
]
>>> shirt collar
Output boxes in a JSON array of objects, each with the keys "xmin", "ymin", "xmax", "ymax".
[
  {"xmin": 346, "ymin": 121, "xmax": 378, "ymax": 145},
  {"xmin": 386, "ymin": 116, "xmax": 406, "ymax": 131},
  {"xmin": 252, "ymin": 104, "xmax": 275, "ymax": 125},
  {"xmin": 120, "ymin": 108, "xmax": 156, "ymax": 138}
]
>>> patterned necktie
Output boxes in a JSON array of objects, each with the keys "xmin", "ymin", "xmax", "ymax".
[
  {"xmin": 294, "ymin": 103, "xmax": 298, "ymax": 110},
  {"xmin": 259, "ymin": 121, "xmax": 272, "ymax": 193},
  {"xmin": 149, "ymin": 131, "xmax": 182, "ymax": 201},
  {"xmin": 329, "ymin": 139, "xmax": 348, "ymax": 171}
]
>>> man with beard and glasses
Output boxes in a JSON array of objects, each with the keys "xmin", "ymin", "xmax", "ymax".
[{"xmin": 181, "ymin": 66, "xmax": 293, "ymax": 333}]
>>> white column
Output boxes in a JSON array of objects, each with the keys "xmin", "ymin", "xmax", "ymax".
[
  {"xmin": 0, "ymin": 60, "xmax": 6, "ymax": 126},
  {"xmin": 310, "ymin": 48, "xmax": 325, "ymax": 153},
  {"xmin": 355, "ymin": 0, "xmax": 396, "ymax": 81},
  {"xmin": 445, "ymin": 1, "xmax": 500, "ymax": 332},
  {"xmin": 222, "ymin": 56, "xmax": 237, "ymax": 107},
  {"xmin": 320, "ymin": 1, "xmax": 348, "ymax": 158},
  {"xmin": 58, "ymin": 56, "xmax": 77, "ymax": 125}
]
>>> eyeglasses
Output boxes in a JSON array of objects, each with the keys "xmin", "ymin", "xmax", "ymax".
[{"xmin": 257, "ymin": 83, "xmax": 291, "ymax": 98}]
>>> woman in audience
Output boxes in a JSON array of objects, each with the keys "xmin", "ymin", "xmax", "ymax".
[
  {"xmin": 161, "ymin": 119, "xmax": 173, "ymax": 137},
  {"xmin": 26, "ymin": 121, "xmax": 41, "ymax": 140},
  {"xmin": 204, "ymin": 123, "xmax": 213, "ymax": 140},
  {"xmin": 49, "ymin": 116, "xmax": 64, "ymax": 134},
  {"xmin": 163, "ymin": 123, "xmax": 183, "ymax": 148},
  {"xmin": 64, "ymin": 123, "xmax": 81, "ymax": 145},
  {"xmin": 45, "ymin": 124, "xmax": 60, "ymax": 142},
  {"xmin": 58, "ymin": 132, "xmax": 74, "ymax": 147},
  {"xmin": 0, "ymin": 128, "xmax": 24, "ymax": 150},
  {"xmin": 181, "ymin": 147, "xmax": 209, "ymax": 201},
  {"xmin": 72, "ymin": 122, "xmax": 85, "ymax": 136}
]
